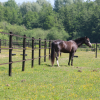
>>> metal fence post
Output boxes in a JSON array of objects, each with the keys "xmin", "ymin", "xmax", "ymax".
[
  {"xmin": 22, "ymin": 35, "xmax": 26, "ymax": 71},
  {"xmin": 0, "ymin": 39, "xmax": 1, "ymax": 53},
  {"xmin": 44, "ymin": 39, "xmax": 46, "ymax": 62},
  {"xmin": 9, "ymin": 32, "xmax": 13, "ymax": 76},
  {"xmin": 39, "ymin": 38, "xmax": 41, "ymax": 65},
  {"xmin": 32, "ymin": 37, "xmax": 34, "ymax": 68}
]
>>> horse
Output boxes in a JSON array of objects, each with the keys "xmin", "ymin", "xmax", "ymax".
[{"xmin": 51, "ymin": 36, "xmax": 92, "ymax": 67}]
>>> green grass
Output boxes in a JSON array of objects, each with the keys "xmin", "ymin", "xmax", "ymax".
[{"xmin": 0, "ymin": 49, "xmax": 100, "ymax": 100}]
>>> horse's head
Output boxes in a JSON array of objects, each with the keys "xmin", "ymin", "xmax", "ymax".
[{"xmin": 84, "ymin": 36, "xmax": 92, "ymax": 47}]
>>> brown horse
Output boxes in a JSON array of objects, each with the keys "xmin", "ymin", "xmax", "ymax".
[{"xmin": 51, "ymin": 36, "xmax": 92, "ymax": 67}]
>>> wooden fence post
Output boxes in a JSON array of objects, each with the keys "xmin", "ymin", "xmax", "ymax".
[
  {"xmin": 28, "ymin": 40, "xmax": 29, "ymax": 47},
  {"xmin": 2, "ymin": 39, "xmax": 4, "ymax": 46},
  {"xmin": 94, "ymin": 43, "xmax": 95, "ymax": 52},
  {"xmin": 9, "ymin": 32, "xmax": 13, "ymax": 76},
  {"xmin": 35, "ymin": 41, "xmax": 36, "ymax": 49},
  {"xmin": 49, "ymin": 40, "xmax": 51, "ymax": 60},
  {"xmin": 39, "ymin": 38, "xmax": 41, "ymax": 65},
  {"xmin": 44, "ymin": 39, "xmax": 46, "ymax": 62},
  {"xmin": 5, "ymin": 39, "xmax": 6, "ymax": 46},
  {"xmin": 0, "ymin": 39, "xmax": 1, "ymax": 53},
  {"xmin": 22, "ymin": 35, "xmax": 26, "ymax": 71},
  {"xmin": 95, "ymin": 43, "xmax": 97, "ymax": 58},
  {"xmin": 32, "ymin": 37, "xmax": 34, "ymax": 68}
]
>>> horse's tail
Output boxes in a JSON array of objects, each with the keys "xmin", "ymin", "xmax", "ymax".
[{"xmin": 51, "ymin": 42, "xmax": 55, "ymax": 66}]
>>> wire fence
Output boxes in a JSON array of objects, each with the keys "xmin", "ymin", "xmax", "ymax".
[{"xmin": 0, "ymin": 32, "xmax": 51, "ymax": 76}]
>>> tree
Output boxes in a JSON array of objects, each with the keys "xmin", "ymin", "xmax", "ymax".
[
  {"xmin": 95, "ymin": 0, "xmax": 100, "ymax": 5},
  {"xmin": 38, "ymin": 4, "xmax": 54, "ymax": 29},
  {"xmin": 20, "ymin": 2, "xmax": 32, "ymax": 17},
  {"xmin": 17, "ymin": 12, "xmax": 23, "ymax": 25},
  {"xmin": 54, "ymin": 0, "xmax": 64, "ymax": 12},
  {"xmin": 46, "ymin": 27, "xmax": 69, "ymax": 40},
  {"xmin": 23, "ymin": 11, "xmax": 39, "ymax": 29},
  {"xmin": 3, "ymin": 0, "xmax": 23, "ymax": 25},
  {"xmin": 10, "ymin": 8, "xmax": 19, "ymax": 24},
  {"xmin": 54, "ymin": 0, "xmax": 73, "ymax": 12},
  {"xmin": 73, "ymin": 0, "xmax": 84, "ymax": 4},
  {"xmin": 43, "ymin": 15, "xmax": 55, "ymax": 29},
  {"xmin": 64, "ymin": 0, "xmax": 74, "ymax": 4},
  {"xmin": 4, "ymin": 0, "xmax": 18, "ymax": 10},
  {"xmin": 20, "ymin": 2, "xmax": 42, "ymax": 17},
  {"xmin": 36, "ymin": 0, "xmax": 50, "ymax": 6},
  {"xmin": 31, "ymin": 2, "xmax": 42, "ymax": 12},
  {"xmin": 4, "ymin": 7, "xmax": 12, "ymax": 23},
  {"xmin": 0, "ymin": 4, "xmax": 4, "ymax": 21}
]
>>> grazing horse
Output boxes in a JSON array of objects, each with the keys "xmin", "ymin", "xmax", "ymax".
[{"xmin": 51, "ymin": 36, "xmax": 92, "ymax": 67}]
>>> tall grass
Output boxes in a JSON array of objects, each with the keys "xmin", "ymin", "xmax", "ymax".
[{"xmin": 0, "ymin": 49, "xmax": 100, "ymax": 100}]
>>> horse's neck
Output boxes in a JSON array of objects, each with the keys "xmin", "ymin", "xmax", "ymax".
[{"xmin": 75, "ymin": 40, "xmax": 84, "ymax": 47}]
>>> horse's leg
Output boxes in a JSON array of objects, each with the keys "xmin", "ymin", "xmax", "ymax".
[
  {"xmin": 71, "ymin": 52, "xmax": 75, "ymax": 66},
  {"xmin": 56, "ymin": 52, "xmax": 60, "ymax": 67},
  {"xmin": 68, "ymin": 53, "xmax": 72, "ymax": 66}
]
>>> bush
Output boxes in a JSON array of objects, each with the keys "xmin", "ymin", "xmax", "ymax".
[{"xmin": 46, "ymin": 27, "xmax": 69, "ymax": 40}]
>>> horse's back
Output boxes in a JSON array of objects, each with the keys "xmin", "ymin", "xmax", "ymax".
[
  {"xmin": 52, "ymin": 40, "xmax": 77, "ymax": 53},
  {"xmin": 61, "ymin": 40, "xmax": 77, "ymax": 53}
]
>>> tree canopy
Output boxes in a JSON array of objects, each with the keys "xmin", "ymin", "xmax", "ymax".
[{"xmin": 0, "ymin": 0, "xmax": 100, "ymax": 42}]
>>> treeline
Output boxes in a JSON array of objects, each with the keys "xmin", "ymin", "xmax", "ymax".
[{"xmin": 0, "ymin": 0, "xmax": 100, "ymax": 42}]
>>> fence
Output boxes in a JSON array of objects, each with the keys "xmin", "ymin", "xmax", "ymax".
[
  {"xmin": 0, "ymin": 32, "xmax": 100, "ymax": 76},
  {"xmin": 0, "ymin": 32, "xmax": 51, "ymax": 76},
  {"xmin": 79, "ymin": 43, "xmax": 99, "ymax": 58}
]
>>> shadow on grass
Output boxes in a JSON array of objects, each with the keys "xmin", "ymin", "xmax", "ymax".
[{"xmin": 41, "ymin": 64, "xmax": 68, "ymax": 67}]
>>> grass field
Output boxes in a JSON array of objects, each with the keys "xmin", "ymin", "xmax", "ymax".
[{"xmin": 0, "ymin": 48, "xmax": 100, "ymax": 100}]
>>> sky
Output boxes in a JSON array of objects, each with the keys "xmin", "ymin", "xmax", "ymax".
[
  {"xmin": 0, "ymin": 0, "xmax": 94, "ymax": 7},
  {"xmin": 0, "ymin": 0, "xmax": 54, "ymax": 6}
]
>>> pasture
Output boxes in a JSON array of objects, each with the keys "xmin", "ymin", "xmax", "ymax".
[{"xmin": 0, "ymin": 49, "xmax": 100, "ymax": 100}]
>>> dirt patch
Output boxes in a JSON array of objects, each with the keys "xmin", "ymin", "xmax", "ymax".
[
  {"xmin": 0, "ymin": 54, "xmax": 9, "ymax": 58},
  {"xmin": 78, "ymin": 70, "xmax": 82, "ymax": 72}
]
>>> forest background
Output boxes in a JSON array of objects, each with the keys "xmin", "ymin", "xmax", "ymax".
[{"xmin": 0, "ymin": 0, "xmax": 100, "ymax": 42}]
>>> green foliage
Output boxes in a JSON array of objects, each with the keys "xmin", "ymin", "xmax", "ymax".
[
  {"xmin": 0, "ymin": 28, "xmax": 9, "ymax": 40},
  {"xmin": 0, "ymin": 34, "xmax": 9, "ymax": 40},
  {"xmin": 43, "ymin": 15, "xmax": 55, "ymax": 29},
  {"xmin": 46, "ymin": 27, "xmax": 69, "ymax": 40},
  {"xmin": 23, "ymin": 11, "xmax": 39, "ymax": 29},
  {"xmin": 0, "ymin": 4, "xmax": 4, "ymax": 21},
  {"xmin": 0, "ymin": 21, "xmax": 10, "ymax": 32},
  {"xmin": 38, "ymin": 4, "xmax": 54, "ymax": 29},
  {"xmin": 19, "ymin": 1, "xmax": 43, "ymax": 17},
  {"xmin": 95, "ymin": 0, "xmax": 100, "ymax": 5},
  {"xmin": 54, "ymin": 0, "xmax": 73, "ymax": 12},
  {"xmin": 0, "ymin": 0, "xmax": 100, "ymax": 42},
  {"xmin": 31, "ymin": 2, "xmax": 42, "ymax": 12},
  {"xmin": 22, "ymin": 28, "xmax": 49, "ymax": 40},
  {"xmin": 36, "ymin": 0, "xmax": 50, "ymax": 6},
  {"xmin": 0, "ymin": 21, "xmax": 26, "ymax": 40},
  {"xmin": 19, "ymin": 2, "xmax": 32, "ymax": 16},
  {"xmin": 4, "ymin": 0, "xmax": 18, "ymax": 10}
]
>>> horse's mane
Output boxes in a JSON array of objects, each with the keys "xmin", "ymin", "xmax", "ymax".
[{"xmin": 73, "ymin": 37, "xmax": 85, "ymax": 42}]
